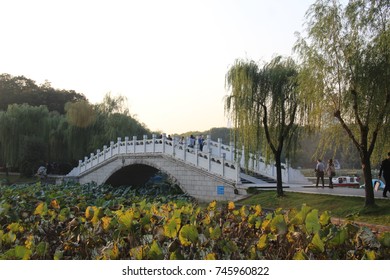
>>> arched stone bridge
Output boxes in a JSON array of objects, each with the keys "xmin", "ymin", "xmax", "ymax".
[{"xmin": 66, "ymin": 134, "xmax": 309, "ymax": 201}]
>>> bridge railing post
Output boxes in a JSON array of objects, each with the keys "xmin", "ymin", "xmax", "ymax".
[
  {"xmin": 206, "ymin": 135, "xmax": 211, "ymax": 153},
  {"xmin": 272, "ymin": 162, "xmax": 275, "ymax": 178},
  {"xmin": 117, "ymin": 137, "xmax": 121, "ymax": 154},
  {"xmin": 172, "ymin": 136, "xmax": 176, "ymax": 157},
  {"xmin": 241, "ymin": 145, "xmax": 245, "ymax": 166},
  {"xmin": 152, "ymin": 134, "xmax": 156, "ymax": 153},
  {"xmin": 90, "ymin": 153, "xmax": 94, "ymax": 167},
  {"xmin": 236, "ymin": 161, "xmax": 241, "ymax": 185},
  {"xmin": 96, "ymin": 149, "xmax": 100, "ymax": 164},
  {"xmin": 249, "ymin": 153, "xmax": 254, "ymax": 170},
  {"xmin": 183, "ymin": 139, "xmax": 187, "ymax": 161},
  {"xmin": 143, "ymin": 135, "xmax": 147, "ymax": 153},
  {"xmin": 125, "ymin": 137, "xmax": 129, "ymax": 153},
  {"xmin": 110, "ymin": 141, "xmax": 114, "ymax": 157},
  {"xmin": 195, "ymin": 142, "xmax": 199, "ymax": 166},
  {"xmin": 133, "ymin": 136, "xmax": 137, "ymax": 153},
  {"xmin": 218, "ymin": 138, "xmax": 222, "ymax": 157},
  {"xmin": 208, "ymin": 148, "xmax": 211, "ymax": 171},
  {"xmin": 84, "ymin": 156, "xmax": 88, "ymax": 170},
  {"xmin": 78, "ymin": 160, "xmax": 82, "ymax": 174},
  {"xmin": 221, "ymin": 153, "xmax": 225, "ymax": 177},
  {"xmin": 162, "ymin": 133, "xmax": 166, "ymax": 154},
  {"xmin": 230, "ymin": 141, "xmax": 234, "ymax": 162},
  {"xmin": 286, "ymin": 158, "xmax": 290, "ymax": 183},
  {"xmin": 103, "ymin": 145, "xmax": 107, "ymax": 160}
]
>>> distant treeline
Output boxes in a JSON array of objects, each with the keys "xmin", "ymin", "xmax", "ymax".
[{"xmin": 0, "ymin": 74, "xmax": 150, "ymax": 177}]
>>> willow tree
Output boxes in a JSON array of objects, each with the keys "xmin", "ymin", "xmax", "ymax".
[
  {"xmin": 64, "ymin": 100, "xmax": 97, "ymax": 161},
  {"xmin": 0, "ymin": 104, "xmax": 50, "ymax": 173},
  {"xmin": 225, "ymin": 56, "xmax": 302, "ymax": 196},
  {"xmin": 88, "ymin": 93, "xmax": 150, "ymax": 150},
  {"xmin": 295, "ymin": 0, "xmax": 390, "ymax": 206}
]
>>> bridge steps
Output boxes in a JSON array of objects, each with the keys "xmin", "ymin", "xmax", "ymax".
[{"xmin": 239, "ymin": 171, "xmax": 277, "ymax": 184}]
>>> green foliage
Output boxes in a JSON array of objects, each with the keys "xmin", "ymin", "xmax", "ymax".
[
  {"xmin": 65, "ymin": 101, "xmax": 96, "ymax": 128},
  {"xmin": 0, "ymin": 104, "xmax": 49, "ymax": 169},
  {"xmin": 0, "ymin": 74, "xmax": 86, "ymax": 114},
  {"xmin": 0, "ymin": 89, "xmax": 150, "ymax": 175},
  {"xmin": 19, "ymin": 137, "xmax": 46, "ymax": 177},
  {"xmin": 225, "ymin": 56, "xmax": 303, "ymax": 196},
  {"xmin": 0, "ymin": 183, "xmax": 389, "ymax": 260},
  {"xmin": 295, "ymin": 0, "xmax": 390, "ymax": 205},
  {"xmin": 179, "ymin": 225, "xmax": 199, "ymax": 246},
  {"xmin": 241, "ymin": 190, "xmax": 390, "ymax": 227}
]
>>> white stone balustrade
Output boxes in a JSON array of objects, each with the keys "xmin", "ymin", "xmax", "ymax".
[
  {"xmin": 203, "ymin": 137, "xmax": 307, "ymax": 184},
  {"xmin": 72, "ymin": 134, "xmax": 308, "ymax": 184},
  {"xmin": 74, "ymin": 134, "xmax": 241, "ymax": 183}
]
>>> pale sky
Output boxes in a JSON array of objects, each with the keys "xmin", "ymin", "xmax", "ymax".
[{"xmin": 0, "ymin": 0, "xmax": 314, "ymax": 134}]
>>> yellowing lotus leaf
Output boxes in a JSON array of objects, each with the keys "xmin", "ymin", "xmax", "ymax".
[
  {"xmin": 101, "ymin": 216, "xmax": 112, "ymax": 231},
  {"xmin": 319, "ymin": 211, "xmax": 331, "ymax": 226},
  {"xmin": 309, "ymin": 233, "xmax": 324, "ymax": 253},
  {"xmin": 205, "ymin": 253, "xmax": 216, "ymax": 260},
  {"xmin": 179, "ymin": 224, "xmax": 199, "ymax": 246},
  {"xmin": 15, "ymin": 245, "xmax": 32, "ymax": 260},
  {"xmin": 148, "ymin": 240, "xmax": 164, "ymax": 260},
  {"xmin": 164, "ymin": 217, "xmax": 181, "ymax": 238},
  {"xmin": 293, "ymin": 250, "xmax": 308, "ymax": 260},
  {"xmin": 34, "ymin": 202, "xmax": 47, "ymax": 216},
  {"xmin": 50, "ymin": 199, "xmax": 60, "ymax": 209},
  {"xmin": 257, "ymin": 234, "xmax": 268, "ymax": 251},
  {"xmin": 85, "ymin": 206, "xmax": 95, "ymax": 220},
  {"xmin": 270, "ymin": 214, "xmax": 287, "ymax": 235},
  {"xmin": 130, "ymin": 246, "xmax": 145, "ymax": 260},
  {"xmin": 305, "ymin": 209, "xmax": 321, "ymax": 234},
  {"xmin": 119, "ymin": 210, "xmax": 134, "ymax": 228},
  {"xmin": 209, "ymin": 226, "xmax": 221, "ymax": 240},
  {"xmin": 208, "ymin": 200, "xmax": 217, "ymax": 210}
]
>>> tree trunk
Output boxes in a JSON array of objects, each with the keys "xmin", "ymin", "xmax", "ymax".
[
  {"xmin": 361, "ymin": 153, "xmax": 375, "ymax": 206},
  {"xmin": 275, "ymin": 151, "xmax": 284, "ymax": 197}
]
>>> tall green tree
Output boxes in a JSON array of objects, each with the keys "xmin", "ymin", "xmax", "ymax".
[
  {"xmin": 47, "ymin": 112, "xmax": 70, "ymax": 163},
  {"xmin": 0, "ymin": 73, "xmax": 86, "ymax": 113},
  {"xmin": 225, "ymin": 56, "xmax": 302, "ymax": 196},
  {"xmin": 93, "ymin": 93, "xmax": 149, "ymax": 145},
  {"xmin": 64, "ymin": 101, "xmax": 96, "ymax": 161},
  {"xmin": 0, "ymin": 104, "xmax": 49, "ymax": 172},
  {"xmin": 295, "ymin": 0, "xmax": 390, "ymax": 206},
  {"xmin": 0, "ymin": 80, "xmax": 152, "ymax": 176}
]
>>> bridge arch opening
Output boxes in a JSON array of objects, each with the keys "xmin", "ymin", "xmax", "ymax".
[
  {"xmin": 105, "ymin": 164, "xmax": 159, "ymax": 187},
  {"xmin": 104, "ymin": 164, "xmax": 184, "ymax": 196}
]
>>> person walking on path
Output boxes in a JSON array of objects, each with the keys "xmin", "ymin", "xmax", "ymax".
[
  {"xmin": 379, "ymin": 152, "xmax": 390, "ymax": 197},
  {"xmin": 315, "ymin": 159, "xmax": 325, "ymax": 188},
  {"xmin": 326, "ymin": 158, "xmax": 336, "ymax": 188}
]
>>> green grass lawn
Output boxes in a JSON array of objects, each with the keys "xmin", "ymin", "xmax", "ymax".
[{"xmin": 238, "ymin": 190, "xmax": 390, "ymax": 227}]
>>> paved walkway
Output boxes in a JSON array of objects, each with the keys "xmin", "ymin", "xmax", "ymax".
[{"xmin": 286, "ymin": 184, "xmax": 388, "ymax": 200}]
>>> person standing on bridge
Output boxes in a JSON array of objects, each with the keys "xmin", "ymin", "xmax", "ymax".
[
  {"xmin": 379, "ymin": 152, "xmax": 390, "ymax": 198},
  {"xmin": 188, "ymin": 135, "xmax": 195, "ymax": 148},
  {"xmin": 315, "ymin": 159, "xmax": 325, "ymax": 188},
  {"xmin": 198, "ymin": 135, "xmax": 204, "ymax": 151}
]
